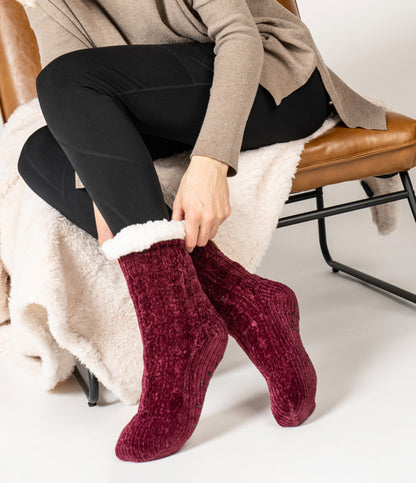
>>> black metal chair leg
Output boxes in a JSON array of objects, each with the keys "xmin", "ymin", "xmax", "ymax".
[
  {"xmin": 400, "ymin": 170, "xmax": 416, "ymax": 222},
  {"xmin": 315, "ymin": 174, "xmax": 416, "ymax": 304},
  {"xmin": 87, "ymin": 370, "xmax": 99, "ymax": 407},
  {"xmin": 73, "ymin": 361, "xmax": 99, "ymax": 407},
  {"xmin": 316, "ymin": 187, "xmax": 339, "ymax": 273}
]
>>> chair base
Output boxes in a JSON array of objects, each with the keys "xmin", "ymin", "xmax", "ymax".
[
  {"xmin": 280, "ymin": 170, "xmax": 416, "ymax": 304},
  {"xmin": 315, "ymin": 173, "xmax": 416, "ymax": 304},
  {"xmin": 78, "ymin": 170, "xmax": 416, "ymax": 406}
]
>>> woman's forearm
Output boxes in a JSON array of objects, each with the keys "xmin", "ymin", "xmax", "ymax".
[{"xmin": 190, "ymin": 154, "xmax": 229, "ymax": 176}]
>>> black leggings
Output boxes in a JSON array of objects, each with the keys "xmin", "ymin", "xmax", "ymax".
[{"xmin": 17, "ymin": 42, "xmax": 331, "ymax": 240}]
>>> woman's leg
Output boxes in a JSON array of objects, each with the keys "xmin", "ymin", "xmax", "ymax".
[
  {"xmin": 33, "ymin": 42, "xmax": 330, "ymax": 239},
  {"xmin": 33, "ymin": 43, "xmax": 207, "ymax": 237},
  {"xmin": 17, "ymin": 125, "xmax": 185, "ymax": 241},
  {"xmin": 18, "ymin": 125, "xmax": 99, "ymax": 239},
  {"xmin": 18, "ymin": 108, "xmax": 229, "ymax": 466},
  {"xmin": 18, "ymin": 42, "xmax": 328, "ymax": 455},
  {"xmin": 243, "ymin": 65, "xmax": 331, "ymax": 149}
]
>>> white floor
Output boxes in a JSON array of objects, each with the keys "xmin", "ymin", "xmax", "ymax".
[{"xmin": 1, "ymin": 171, "xmax": 415, "ymax": 483}]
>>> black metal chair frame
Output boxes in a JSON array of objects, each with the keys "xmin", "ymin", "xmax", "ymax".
[{"xmin": 73, "ymin": 169, "xmax": 416, "ymax": 406}]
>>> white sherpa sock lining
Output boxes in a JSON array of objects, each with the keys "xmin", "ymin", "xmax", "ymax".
[{"xmin": 100, "ymin": 219, "xmax": 186, "ymax": 260}]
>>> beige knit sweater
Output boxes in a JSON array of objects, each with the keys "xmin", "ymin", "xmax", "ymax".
[{"xmin": 21, "ymin": 0, "xmax": 387, "ymax": 187}]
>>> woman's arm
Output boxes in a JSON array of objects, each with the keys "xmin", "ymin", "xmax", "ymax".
[
  {"xmin": 22, "ymin": 1, "xmax": 92, "ymax": 69},
  {"xmin": 172, "ymin": 0, "xmax": 264, "ymax": 251},
  {"xmin": 189, "ymin": 0, "xmax": 264, "ymax": 177}
]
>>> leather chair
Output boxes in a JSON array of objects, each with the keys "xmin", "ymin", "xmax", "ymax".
[{"xmin": 1, "ymin": 0, "xmax": 416, "ymax": 406}]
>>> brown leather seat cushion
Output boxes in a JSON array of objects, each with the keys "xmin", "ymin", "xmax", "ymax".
[{"xmin": 291, "ymin": 111, "xmax": 416, "ymax": 193}]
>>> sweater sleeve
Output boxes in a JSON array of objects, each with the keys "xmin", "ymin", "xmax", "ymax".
[
  {"xmin": 23, "ymin": 3, "xmax": 92, "ymax": 69},
  {"xmin": 189, "ymin": 0, "xmax": 264, "ymax": 177}
]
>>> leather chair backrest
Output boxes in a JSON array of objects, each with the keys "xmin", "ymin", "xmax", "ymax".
[
  {"xmin": 0, "ymin": 0, "xmax": 42, "ymax": 122},
  {"xmin": 0, "ymin": 0, "xmax": 301, "ymax": 123},
  {"xmin": 278, "ymin": 0, "xmax": 300, "ymax": 17}
]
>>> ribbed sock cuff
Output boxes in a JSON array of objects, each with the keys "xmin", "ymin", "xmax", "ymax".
[{"xmin": 100, "ymin": 219, "xmax": 186, "ymax": 260}]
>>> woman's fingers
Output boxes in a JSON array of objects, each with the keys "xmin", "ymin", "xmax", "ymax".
[
  {"xmin": 185, "ymin": 210, "xmax": 220, "ymax": 251},
  {"xmin": 197, "ymin": 211, "xmax": 216, "ymax": 246},
  {"xmin": 208, "ymin": 221, "xmax": 220, "ymax": 241},
  {"xmin": 184, "ymin": 200, "xmax": 231, "ymax": 251},
  {"xmin": 171, "ymin": 195, "xmax": 184, "ymax": 221},
  {"xmin": 184, "ymin": 211, "xmax": 201, "ymax": 252}
]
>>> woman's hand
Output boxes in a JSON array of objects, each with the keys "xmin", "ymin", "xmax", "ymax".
[{"xmin": 171, "ymin": 154, "xmax": 232, "ymax": 253}]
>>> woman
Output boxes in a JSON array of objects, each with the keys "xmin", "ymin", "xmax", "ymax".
[{"xmin": 16, "ymin": 0, "xmax": 386, "ymax": 463}]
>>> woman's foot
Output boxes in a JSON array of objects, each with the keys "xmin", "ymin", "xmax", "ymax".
[
  {"xmin": 189, "ymin": 240, "xmax": 317, "ymax": 427},
  {"xmin": 100, "ymin": 220, "xmax": 228, "ymax": 462}
]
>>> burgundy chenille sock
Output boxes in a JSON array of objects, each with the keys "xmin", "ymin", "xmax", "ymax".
[
  {"xmin": 100, "ymin": 220, "xmax": 228, "ymax": 462},
  {"xmin": 189, "ymin": 240, "xmax": 317, "ymax": 427}
]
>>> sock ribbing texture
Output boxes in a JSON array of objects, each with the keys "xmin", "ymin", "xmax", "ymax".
[
  {"xmin": 101, "ymin": 221, "xmax": 228, "ymax": 462},
  {"xmin": 190, "ymin": 240, "xmax": 317, "ymax": 427}
]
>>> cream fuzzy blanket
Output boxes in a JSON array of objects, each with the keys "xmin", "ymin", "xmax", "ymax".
[{"xmin": 0, "ymin": 97, "xmax": 400, "ymax": 404}]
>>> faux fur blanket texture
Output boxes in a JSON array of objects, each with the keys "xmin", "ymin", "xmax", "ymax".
[{"xmin": 0, "ymin": 97, "xmax": 401, "ymax": 404}]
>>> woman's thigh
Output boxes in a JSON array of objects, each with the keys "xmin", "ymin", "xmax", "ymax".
[
  {"xmin": 109, "ymin": 42, "xmax": 331, "ymax": 149},
  {"xmin": 161, "ymin": 42, "xmax": 331, "ymax": 148},
  {"xmin": 37, "ymin": 41, "xmax": 330, "ymax": 150},
  {"xmin": 242, "ymin": 67, "xmax": 332, "ymax": 150}
]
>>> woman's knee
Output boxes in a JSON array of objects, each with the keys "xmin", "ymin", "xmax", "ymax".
[
  {"xmin": 17, "ymin": 125, "xmax": 60, "ymax": 188},
  {"xmin": 17, "ymin": 127, "xmax": 47, "ymax": 181},
  {"xmin": 35, "ymin": 50, "xmax": 88, "ymax": 104}
]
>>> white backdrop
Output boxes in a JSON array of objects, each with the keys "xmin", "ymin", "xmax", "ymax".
[{"xmin": 300, "ymin": 0, "xmax": 416, "ymax": 118}]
